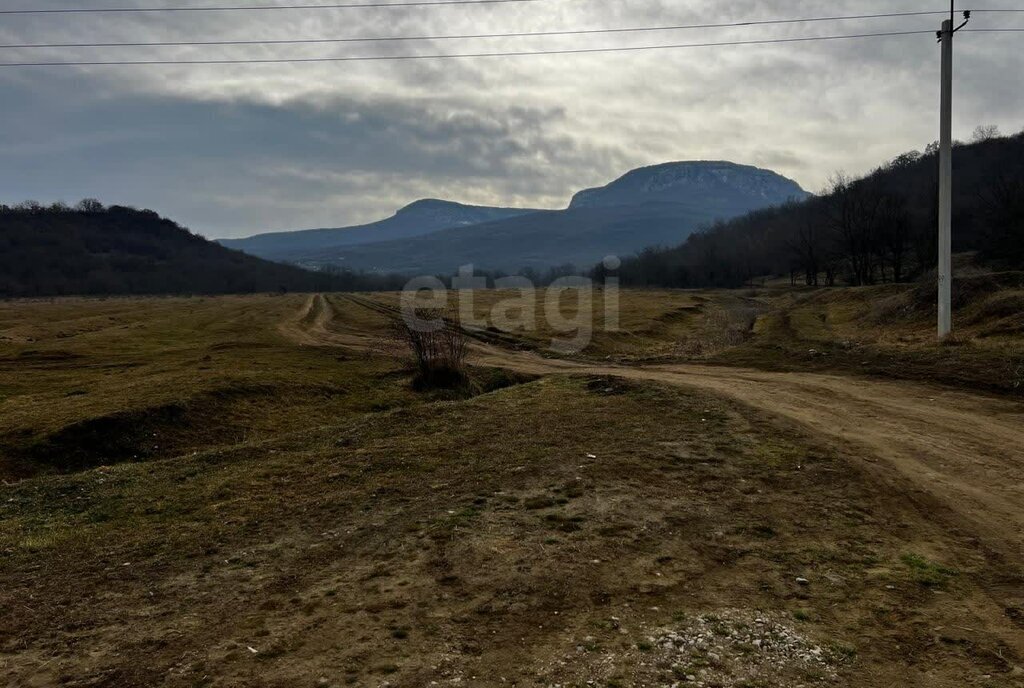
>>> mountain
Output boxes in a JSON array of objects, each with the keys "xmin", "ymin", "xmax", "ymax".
[
  {"xmin": 290, "ymin": 202, "xmax": 731, "ymax": 275},
  {"xmin": 273, "ymin": 161, "xmax": 810, "ymax": 274},
  {"xmin": 0, "ymin": 202, "xmax": 397, "ymax": 297},
  {"xmin": 220, "ymin": 199, "xmax": 540, "ymax": 261},
  {"xmin": 569, "ymin": 161, "xmax": 810, "ymax": 210},
  {"xmin": 604, "ymin": 131, "xmax": 1024, "ymax": 289}
]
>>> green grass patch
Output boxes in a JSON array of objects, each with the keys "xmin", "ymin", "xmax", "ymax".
[{"xmin": 901, "ymin": 553, "xmax": 959, "ymax": 588}]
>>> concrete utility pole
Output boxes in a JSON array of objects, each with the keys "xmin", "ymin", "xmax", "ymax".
[{"xmin": 936, "ymin": 4, "xmax": 970, "ymax": 339}]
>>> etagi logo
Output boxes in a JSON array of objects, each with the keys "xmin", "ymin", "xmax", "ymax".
[{"xmin": 400, "ymin": 257, "xmax": 621, "ymax": 354}]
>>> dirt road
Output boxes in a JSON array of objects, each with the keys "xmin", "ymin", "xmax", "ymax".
[
  {"xmin": 278, "ymin": 294, "xmax": 388, "ymax": 350},
  {"xmin": 289, "ymin": 295, "xmax": 1024, "ymax": 562},
  {"xmin": 481, "ymin": 350, "xmax": 1024, "ymax": 562}
]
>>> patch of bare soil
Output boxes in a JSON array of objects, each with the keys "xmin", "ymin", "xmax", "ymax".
[{"xmin": 544, "ymin": 610, "xmax": 844, "ymax": 687}]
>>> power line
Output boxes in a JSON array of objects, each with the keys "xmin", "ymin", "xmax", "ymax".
[
  {"xmin": 0, "ymin": 29, "xmax": 940, "ymax": 67},
  {"xmin": 4, "ymin": 3, "xmax": 1023, "ymax": 16},
  {"xmin": 0, "ymin": 11, "xmax": 971, "ymax": 49},
  {"xmin": 0, "ymin": 0, "xmax": 538, "ymax": 15}
]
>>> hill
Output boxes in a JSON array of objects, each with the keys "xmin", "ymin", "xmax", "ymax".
[
  {"xmin": 0, "ymin": 201, "xmax": 401, "ymax": 297},
  {"xmin": 219, "ymin": 199, "xmax": 541, "ymax": 261},
  {"xmin": 254, "ymin": 161, "xmax": 809, "ymax": 274},
  {"xmin": 295, "ymin": 202, "xmax": 731, "ymax": 274},
  {"xmin": 602, "ymin": 130, "xmax": 1024, "ymax": 288},
  {"xmin": 569, "ymin": 160, "xmax": 809, "ymax": 210}
]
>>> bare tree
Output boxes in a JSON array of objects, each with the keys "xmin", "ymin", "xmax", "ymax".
[
  {"xmin": 972, "ymin": 124, "xmax": 1001, "ymax": 142},
  {"xmin": 787, "ymin": 205, "xmax": 823, "ymax": 286},
  {"xmin": 822, "ymin": 174, "xmax": 885, "ymax": 286},
  {"xmin": 392, "ymin": 309, "xmax": 470, "ymax": 389},
  {"xmin": 877, "ymin": 192, "xmax": 912, "ymax": 282},
  {"xmin": 76, "ymin": 198, "xmax": 105, "ymax": 213},
  {"xmin": 978, "ymin": 169, "xmax": 1024, "ymax": 266}
]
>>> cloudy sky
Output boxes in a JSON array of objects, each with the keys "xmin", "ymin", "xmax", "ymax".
[{"xmin": 1, "ymin": 0, "xmax": 1021, "ymax": 238}]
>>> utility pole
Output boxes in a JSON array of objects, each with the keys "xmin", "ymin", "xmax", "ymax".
[{"xmin": 936, "ymin": 4, "xmax": 970, "ymax": 339}]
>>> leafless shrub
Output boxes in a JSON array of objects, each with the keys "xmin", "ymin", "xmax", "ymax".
[
  {"xmin": 910, "ymin": 272, "xmax": 1003, "ymax": 313},
  {"xmin": 939, "ymin": 331, "xmax": 972, "ymax": 347},
  {"xmin": 867, "ymin": 294, "xmax": 908, "ymax": 324},
  {"xmin": 674, "ymin": 304, "xmax": 762, "ymax": 358},
  {"xmin": 965, "ymin": 292, "xmax": 1024, "ymax": 325},
  {"xmin": 392, "ymin": 309, "xmax": 469, "ymax": 390}
]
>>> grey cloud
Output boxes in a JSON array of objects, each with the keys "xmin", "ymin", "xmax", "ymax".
[
  {"xmin": 1, "ymin": 75, "xmax": 624, "ymax": 236},
  {"xmin": 1, "ymin": 0, "xmax": 1021, "ymax": 237}
]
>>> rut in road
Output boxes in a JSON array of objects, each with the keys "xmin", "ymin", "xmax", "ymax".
[
  {"xmin": 284, "ymin": 295, "xmax": 1024, "ymax": 567},
  {"xmin": 278, "ymin": 294, "xmax": 386, "ymax": 350}
]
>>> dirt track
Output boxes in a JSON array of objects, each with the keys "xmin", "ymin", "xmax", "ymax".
[
  {"xmin": 278, "ymin": 294, "xmax": 388, "ymax": 350},
  {"xmin": 486, "ymin": 353, "xmax": 1024, "ymax": 562},
  {"xmin": 290, "ymin": 295, "xmax": 1024, "ymax": 563}
]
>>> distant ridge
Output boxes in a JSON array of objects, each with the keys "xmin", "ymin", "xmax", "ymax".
[
  {"xmin": 220, "ymin": 199, "xmax": 542, "ymax": 260},
  {"xmin": 569, "ymin": 161, "xmax": 810, "ymax": 210},
  {"xmin": 230, "ymin": 160, "xmax": 810, "ymax": 274}
]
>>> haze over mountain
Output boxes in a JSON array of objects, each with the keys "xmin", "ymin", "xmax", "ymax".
[
  {"xmin": 220, "ymin": 200, "xmax": 540, "ymax": 260},
  {"xmin": 227, "ymin": 161, "xmax": 809, "ymax": 274}
]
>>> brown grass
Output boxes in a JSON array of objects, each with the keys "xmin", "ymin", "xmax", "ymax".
[
  {"xmin": 1, "ymin": 293, "xmax": 1023, "ymax": 686},
  {"xmin": 2, "ymin": 373, "xmax": 1018, "ymax": 687}
]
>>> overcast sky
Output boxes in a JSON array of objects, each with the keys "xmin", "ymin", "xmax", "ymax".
[{"xmin": 1, "ymin": 1, "xmax": 1021, "ymax": 238}]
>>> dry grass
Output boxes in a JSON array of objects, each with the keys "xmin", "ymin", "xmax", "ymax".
[
  {"xmin": 1, "ymin": 373, "xmax": 1017, "ymax": 687},
  {"xmin": 0, "ymin": 293, "xmax": 1022, "ymax": 686},
  {"xmin": 362, "ymin": 281, "xmax": 1024, "ymax": 395},
  {"xmin": 0, "ymin": 295, "xmax": 419, "ymax": 480},
  {"xmin": 706, "ymin": 279, "xmax": 1024, "ymax": 397}
]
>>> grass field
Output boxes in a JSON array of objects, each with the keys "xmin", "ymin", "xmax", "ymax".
[
  {"xmin": 1, "ymin": 288, "xmax": 1023, "ymax": 687},
  {"xmin": 364, "ymin": 275, "xmax": 1024, "ymax": 395}
]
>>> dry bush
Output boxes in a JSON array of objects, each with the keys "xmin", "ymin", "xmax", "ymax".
[
  {"xmin": 965, "ymin": 291, "xmax": 1024, "ymax": 324},
  {"xmin": 909, "ymin": 272, "xmax": 1024, "ymax": 313},
  {"xmin": 939, "ymin": 331, "xmax": 973, "ymax": 347},
  {"xmin": 674, "ymin": 304, "xmax": 762, "ymax": 358},
  {"xmin": 392, "ymin": 308, "xmax": 469, "ymax": 390},
  {"xmin": 867, "ymin": 290, "xmax": 920, "ymax": 324}
]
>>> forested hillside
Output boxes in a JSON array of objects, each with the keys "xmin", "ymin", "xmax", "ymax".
[
  {"xmin": 0, "ymin": 202, "xmax": 404, "ymax": 297},
  {"xmin": 599, "ymin": 129, "xmax": 1024, "ymax": 288}
]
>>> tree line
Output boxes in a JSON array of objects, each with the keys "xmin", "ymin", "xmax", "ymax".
[
  {"xmin": 594, "ymin": 126, "xmax": 1024, "ymax": 289},
  {"xmin": 0, "ymin": 201, "xmax": 407, "ymax": 297}
]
